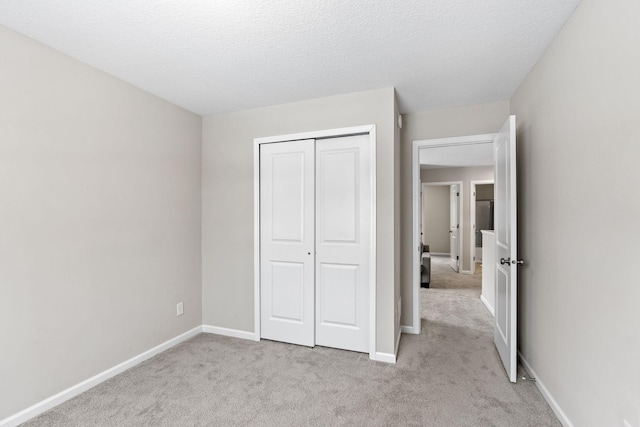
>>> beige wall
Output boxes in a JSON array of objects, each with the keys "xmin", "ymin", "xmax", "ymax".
[
  {"xmin": 421, "ymin": 185, "xmax": 450, "ymax": 253},
  {"xmin": 511, "ymin": 0, "xmax": 640, "ymax": 425},
  {"xmin": 202, "ymin": 87, "xmax": 399, "ymax": 355},
  {"xmin": 476, "ymin": 184, "xmax": 494, "ymax": 201},
  {"xmin": 399, "ymin": 101, "xmax": 509, "ymax": 327},
  {"xmin": 421, "ymin": 166, "xmax": 494, "ymax": 271},
  {"xmin": 0, "ymin": 26, "xmax": 202, "ymax": 419}
]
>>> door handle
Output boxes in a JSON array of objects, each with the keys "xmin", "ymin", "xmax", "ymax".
[{"xmin": 501, "ymin": 257, "xmax": 524, "ymax": 266}]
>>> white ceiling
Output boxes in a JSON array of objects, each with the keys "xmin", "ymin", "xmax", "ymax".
[
  {"xmin": 419, "ymin": 143, "xmax": 494, "ymax": 169},
  {"xmin": 0, "ymin": 0, "xmax": 581, "ymax": 116}
]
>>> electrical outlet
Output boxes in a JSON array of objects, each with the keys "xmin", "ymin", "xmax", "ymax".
[{"xmin": 176, "ymin": 302, "xmax": 184, "ymax": 316}]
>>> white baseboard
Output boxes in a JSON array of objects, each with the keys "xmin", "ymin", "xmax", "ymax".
[
  {"xmin": 461, "ymin": 269, "xmax": 473, "ymax": 275},
  {"xmin": 480, "ymin": 295, "xmax": 495, "ymax": 316},
  {"xmin": 374, "ymin": 351, "xmax": 396, "ymax": 364},
  {"xmin": 518, "ymin": 351, "xmax": 573, "ymax": 427},
  {"xmin": 202, "ymin": 324, "xmax": 259, "ymax": 341},
  {"xmin": 401, "ymin": 325, "xmax": 419, "ymax": 335},
  {"xmin": 430, "ymin": 252, "xmax": 449, "ymax": 256},
  {"xmin": 0, "ymin": 326, "xmax": 202, "ymax": 427}
]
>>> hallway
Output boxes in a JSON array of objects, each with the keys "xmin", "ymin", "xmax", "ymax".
[{"xmin": 396, "ymin": 255, "xmax": 560, "ymax": 426}]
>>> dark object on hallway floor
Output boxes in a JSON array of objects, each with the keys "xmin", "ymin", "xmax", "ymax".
[{"xmin": 421, "ymin": 243, "xmax": 430, "ymax": 288}]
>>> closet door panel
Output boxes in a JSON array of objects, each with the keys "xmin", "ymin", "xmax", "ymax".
[
  {"xmin": 260, "ymin": 140, "xmax": 315, "ymax": 347},
  {"xmin": 315, "ymin": 134, "xmax": 371, "ymax": 353}
]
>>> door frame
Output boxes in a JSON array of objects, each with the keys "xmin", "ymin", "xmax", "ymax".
[
  {"xmin": 470, "ymin": 180, "xmax": 494, "ymax": 275},
  {"xmin": 253, "ymin": 125, "xmax": 377, "ymax": 359},
  {"xmin": 408, "ymin": 133, "xmax": 496, "ymax": 334}
]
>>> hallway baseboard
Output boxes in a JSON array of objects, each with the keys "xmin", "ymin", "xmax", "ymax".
[
  {"xmin": 518, "ymin": 351, "xmax": 574, "ymax": 427},
  {"xmin": 480, "ymin": 295, "xmax": 495, "ymax": 316}
]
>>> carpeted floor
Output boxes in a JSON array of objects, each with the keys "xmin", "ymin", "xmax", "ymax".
[{"xmin": 23, "ymin": 256, "xmax": 560, "ymax": 426}]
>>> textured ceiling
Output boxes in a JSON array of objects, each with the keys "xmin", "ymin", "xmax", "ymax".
[{"xmin": 0, "ymin": 0, "xmax": 581, "ymax": 115}]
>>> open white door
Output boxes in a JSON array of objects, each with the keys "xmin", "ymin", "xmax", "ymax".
[
  {"xmin": 449, "ymin": 184, "xmax": 460, "ymax": 272},
  {"xmin": 315, "ymin": 135, "xmax": 371, "ymax": 353},
  {"xmin": 493, "ymin": 115, "xmax": 518, "ymax": 382},
  {"xmin": 260, "ymin": 140, "xmax": 315, "ymax": 347}
]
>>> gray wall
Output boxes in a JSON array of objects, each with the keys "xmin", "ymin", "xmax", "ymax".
[
  {"xmin": 421, "ymin": 185, "xmax": 450, "ymax": 253},
  {"xmin": 201, "ymin": 87, "xmax": 399, "ymax": 355},
  {"xmin": 400, "ymin": 101, "xmax": 509, "ymax": 327},
  {"xmin": 0, "ymin": 27, "xmax": 202, "ymax": 419},
  {"xmin": 476, "ymin": 184, "xmax": 494, "ymax": 201},
  {"xmin": 421, "ymin": 167, "xmax": 494, "ymax": 271},
  {"xmin": 511, "ymin": 0, "xmax": 640, "ymax": 425}
]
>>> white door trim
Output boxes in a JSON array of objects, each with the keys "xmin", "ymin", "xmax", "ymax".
[
  {"xmin": 254, "ymin": 125, "xmax": 377, "ymax": 359},
  {"xmin": 408, "ymin": 133, "xmax": 496, "ymax": 334},
  {"xmin": 470, "ymin": 179, "xmax": 494, "ymax": 274}
]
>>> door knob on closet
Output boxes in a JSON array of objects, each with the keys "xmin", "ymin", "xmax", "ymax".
[
  {"xmin": 512, "ymin": 259, "xmax": 524, "ymax": 265},
  {"xmin": 500, "ymin": 257, "xmax": 511, "ymax": 265}
]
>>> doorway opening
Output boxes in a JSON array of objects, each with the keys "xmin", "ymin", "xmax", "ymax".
[
  {"xmin": 409, "ymin": 116, "xmax": 519, "ymax": 382},
  {"xmin": 470, "ymin": 180, "xmax": 495, "ymax": 275},
  {"xmin": 420, "ymin": 181, "xmax": 463, "ymax": 286},
  {"xmin": 410, "ymin": 133, "xmax": 496, "ymax": 335}
]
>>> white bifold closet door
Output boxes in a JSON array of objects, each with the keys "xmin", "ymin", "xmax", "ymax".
[
  {"xmin": 260, "ymin": 134, "xmax": 370, "ymax": 353},
  {"xmin": 260, "ymin": 139, "xmax": 315, "ymax": 347}
]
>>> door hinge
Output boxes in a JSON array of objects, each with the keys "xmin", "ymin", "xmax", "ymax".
[
  {"xmin": 457, "ymin": 256, "xmax": 459, "ymax": 260},
  {"xmin": 457, "ymin": 192, "xmax": 459, "ymax": 197}
]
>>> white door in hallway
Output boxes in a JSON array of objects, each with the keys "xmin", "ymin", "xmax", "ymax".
[
  {"xmin": 493, "ymin": 115, "xmax": 518, "ymax": 382},
  {"xmin": 315, "ymin": 135, "xmax": 371, "ymax": 353},
  {"xmin": 449, "ymin": 184, "xmax": 460, "ymax": 272},
  {"xmin": 260, "ymin": 139, "xmax": 315, "ymax": 347}
]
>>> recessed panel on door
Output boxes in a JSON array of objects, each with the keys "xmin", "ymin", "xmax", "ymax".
[
  {"xmin": 318, "ymin": 150, "xmax": 358, "ymax": 244},
  {"xmin": 495, "ymin": 266, "xmax": 509, "ymax": 343},
  {"xmin": 270, "ymin": 261, "xmax": 305, "ymax": 323},
  {"xmin": 271, "ymin": 154, "xmax": 305, "ymax": 242},
  {"xmin": 318, "ymin": 263, "xmax": 359, "ymax": 327}
]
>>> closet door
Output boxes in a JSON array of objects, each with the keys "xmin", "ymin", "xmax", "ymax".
[
  {"xmin": 315, "ymin": 134, "xmax": 371, "ymax": 353},
  {"xmin": 260, "ymin": 140, "xmax": 315, "ymax": 347}
]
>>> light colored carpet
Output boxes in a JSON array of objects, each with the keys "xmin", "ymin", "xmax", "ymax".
[{"xmin": 23, "ymin": 257, "xmax": 559, "ymax": 426}]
